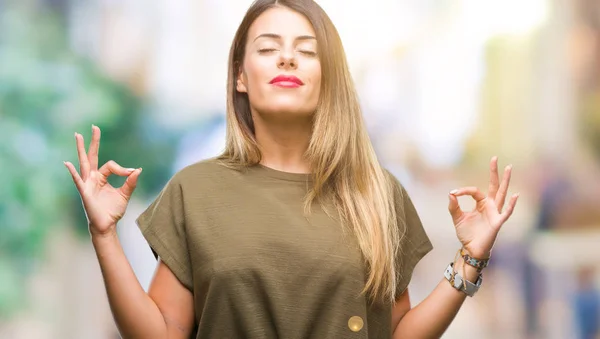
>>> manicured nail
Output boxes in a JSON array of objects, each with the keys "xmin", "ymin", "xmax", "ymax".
[{"xmin": 449, "ymin": 189, "xmax": 459, "ymax": 195}]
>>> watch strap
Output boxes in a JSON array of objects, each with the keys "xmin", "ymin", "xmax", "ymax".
[
  {"xmin": 443, "ymin": 262, "xmax": 483, "ymax": 297},
  {"xmin": 460, "ymin": 248, "xmax": 490, "ymax": 272}
]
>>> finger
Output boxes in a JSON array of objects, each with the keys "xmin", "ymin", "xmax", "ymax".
[
  {"xmin": 75, "ymin": 133, "xmax": 90, "ymax": 181},
  {"xmin": 487, "ymin": 156, "xmax": 499, "ymax": 200},
  {"xmin": 500, "ymin": 193, "xmax": 519, "ymax": 223},
  {"xmin": 64, "ymin": 161, "xmax": 84, "ymax": 191},
  {"xmin": 88, "ymin": 125, "xmax": 101, "ymax": 171},
  {"xmin": 495, "ymin": 165, "xmax": 513, "ymax": 212},
  {"xmin": 98, "ymin": 160, "xmax": 136, "ymax": 178},
  {"xmin": 450, "ymin": 186, "xmax": 486, "ymax": 202},
  {"xmin": 448, "ymin": 193, "xmax": 464, "ymax": 223},
  {"xmin": 120, "ymin": 168, "xmax": 142, "ymax": 198}
]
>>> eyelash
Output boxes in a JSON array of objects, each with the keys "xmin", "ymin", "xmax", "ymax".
[
  {"xmin": 258, "ymin": 48, "xmax": 317, "ymax": 57},
  {"xmin": 300, "ymin": 50, "xmax": 318, "ymax": 57}
]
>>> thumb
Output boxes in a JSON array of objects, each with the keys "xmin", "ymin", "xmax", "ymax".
[
  {"xmin": 120, "ymin": 168, "xmax": 142, "ymax": 198},
  {"xmin": 448, "ymin": 192, "xmax": 463, "ymax": 224},
  {"xmin": 99, "ymin": 160, "xmax": 136, "ymax": 178}
]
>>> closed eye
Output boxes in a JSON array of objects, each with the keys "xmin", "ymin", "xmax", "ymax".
[
  {"xmin": 299, "ymin": 50, "xmax": 317, "ymax": 57},
  {"xmin": 258, "ymin": 48, "xmax": 317, "ymax": 57}
]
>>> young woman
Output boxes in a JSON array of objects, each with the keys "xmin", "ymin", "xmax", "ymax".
[{"xmin": 65, "ymin": 1, "xmax": 519, "ymax": 338}]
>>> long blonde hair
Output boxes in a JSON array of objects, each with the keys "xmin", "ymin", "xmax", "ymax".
[{"xmin": 218, "ymin": 0, "xmax": 406, "ymax": 305}]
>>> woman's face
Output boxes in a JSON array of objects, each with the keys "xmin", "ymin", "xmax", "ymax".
[{"xmin": 237, "ymin": 6, "xmax": 321, "ymax": 121}]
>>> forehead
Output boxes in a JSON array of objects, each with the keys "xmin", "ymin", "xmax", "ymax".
[{"xmin": 247, "ymin": 6, "xmax": 316, "ymax": 41}]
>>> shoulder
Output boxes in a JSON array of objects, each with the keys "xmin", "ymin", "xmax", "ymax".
[
  {"xmin": 164, "ymin": 158, "xmax": 248, "ymax": 200},
  {"xmin": 382, "ymin": 168, "xmax": 407, "ymax": 197},
  {"xmin": 171, "ymin": 157, "xmax": 239, "ymax": 185},
  {"xmin": 381, "ymin": 167, "xmax": 421, "ymax": 219}
]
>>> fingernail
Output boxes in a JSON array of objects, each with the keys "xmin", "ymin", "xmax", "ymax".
[
  {"xmin": 92, "ymin": 124, "xmax": 96, "ymax": 130},
  {"xmin": 74, "ymin": 132, "xmax": 78, "ymax": 138},
  {"xmin": 450, "ymin": 189, "xmax": 458, "ymax": 195},
  {"xmin": 126, "ymin": 168, "xmax": 135, "ymax": 172}
]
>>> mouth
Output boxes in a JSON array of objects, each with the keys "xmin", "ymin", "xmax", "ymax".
[{"xmin": 269, "ymin": 75, "xmax": 304, "ymax": 88}]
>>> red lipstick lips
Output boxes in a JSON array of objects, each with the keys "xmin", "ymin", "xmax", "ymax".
[{"xmin": 269, "ymin": 75, "xmax": 304, "ymax": 88}]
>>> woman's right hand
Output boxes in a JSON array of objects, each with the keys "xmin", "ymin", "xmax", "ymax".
[{"xmin": 64, "ymin": 125, "xmax": 142, "ymax": 237}]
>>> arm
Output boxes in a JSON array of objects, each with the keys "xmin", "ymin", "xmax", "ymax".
[
  {"xmin": 392, "ymin": 257, "xmax": 478, "ymax": 338},
  {"xmin": 65, "ymin": 126, "xmax": 194, "ymax": 338},
  {"xmin": 93, "ymin": 230, "xmax": 194, "ymax": 339},
  {"xmin": 392, "ymin": 156, "xmax": 519, "ymax": 338}
]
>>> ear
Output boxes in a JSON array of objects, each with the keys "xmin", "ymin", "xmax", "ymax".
[{"xmin": 236, "ymin": 65, "xmax": 248, "ymax": 93}]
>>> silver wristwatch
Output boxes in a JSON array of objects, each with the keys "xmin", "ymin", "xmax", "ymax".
[{"xmin": 444, "ymin": 262, "xmax": 483, "ymax": 297}]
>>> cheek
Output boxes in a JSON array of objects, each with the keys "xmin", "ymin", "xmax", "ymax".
[
  {"xmin": 244, "ymin": 57, "xmax": 271, "ymax": 87},
  {"xmin": 310, "ymin": 66, "xmax": 322, "ymax": 97},
  {"xmin": 315, "ymin": 69, "xmax": 322, "ymax": 89}
]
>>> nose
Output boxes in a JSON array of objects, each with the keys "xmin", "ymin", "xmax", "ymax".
[{"xmin": 277, "ymin": 49, "xmax": 297, "ymax": 70}]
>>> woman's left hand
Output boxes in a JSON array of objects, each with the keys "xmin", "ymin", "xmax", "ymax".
[{"xmin": 448, "ymin": 156, "xmax": 520, "ymax": 259}]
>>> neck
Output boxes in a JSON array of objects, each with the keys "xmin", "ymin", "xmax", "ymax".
[{"xmin": 253, "ymin": 114, "xmax": 313, "ymax": 174}]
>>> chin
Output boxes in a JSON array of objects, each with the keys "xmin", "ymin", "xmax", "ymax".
[
  {"xmin": 264, "ymin": 97, "xmax": 316, "ymax": 114},
  {"xmin": 260, "ymin": 103, "xmax": 315, "ymax": 120}
]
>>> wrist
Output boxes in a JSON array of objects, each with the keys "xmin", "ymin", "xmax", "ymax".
[
  {"xmin": 460, "ymin": 247, "xmax": 491, "ymax": 272},
  {"xmin": 455, "ymin": 257, "xmax": 481, "ymax": 282},
  {"xmin": 462, "ymin": 247, "xmax": 491, "ymax": 260},
  {"xmin": 443, "ymin": 262, "xmax": 484, "ymax": 297},
  {"xmin": 90, "ymin": 226, "xmax": 118, "ymax": 244}
]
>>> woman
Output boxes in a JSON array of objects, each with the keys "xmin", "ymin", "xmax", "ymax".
[{"xmin": 64, "ymin": 0, "xmax": 519, "ymax": 338}]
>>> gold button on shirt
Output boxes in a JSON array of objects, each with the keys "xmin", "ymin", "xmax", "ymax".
[{"xmin": 348, "ymin": 316, "xmax": 364, "ymax": 332}]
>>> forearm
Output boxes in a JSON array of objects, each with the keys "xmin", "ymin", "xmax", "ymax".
[
  {"xmin": 92, "ymin": 228, "xmax": 167, "ymax": 339},
  {"xmin": 393, "ymin": 258, "xmax": 480, "ymax": 338}
]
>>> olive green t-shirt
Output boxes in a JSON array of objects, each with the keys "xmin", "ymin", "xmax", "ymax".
[{"xmin": 136, "ymin": 158, "xmax": 433, "ymax": 338}]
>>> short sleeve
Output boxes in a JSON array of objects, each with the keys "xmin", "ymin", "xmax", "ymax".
[
  {"xmin": 387, "ymin": 172, "xmax": 434, "ymax": 298},
  {"xmin": 135, "ymin": 175, "xmax": 193, "ymax": 291}
]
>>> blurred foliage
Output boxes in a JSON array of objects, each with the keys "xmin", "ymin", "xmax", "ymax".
[
  {"xmin": 580, "ymin": 90, "xmax": 600, "ymax": 161},
  {"xmin": 0, "ymin": 2, "xmax": 178, "ymax": 318}
]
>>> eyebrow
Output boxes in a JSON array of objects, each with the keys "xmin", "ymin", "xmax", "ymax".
[{"xmin": 252, "ymin": 33, "xmax": 316, "ymax": 43}]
